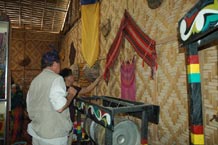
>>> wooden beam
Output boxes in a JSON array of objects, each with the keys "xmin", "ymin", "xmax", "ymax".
[
  {"xmin": 51, "ymin": 0, "xmax": 58, "ymax": 32},
  {"xmin": 61, "ymin": 0, "xmax": 71, "ymax": 31},
  {"xmin": 41, "ymin": 0, "xmax": 46, "ymax": 31}
]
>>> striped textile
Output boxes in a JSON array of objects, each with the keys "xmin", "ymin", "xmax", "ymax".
[{"xmin": 103, "ymin": 10, "xmax": 157, "ymax": 83}]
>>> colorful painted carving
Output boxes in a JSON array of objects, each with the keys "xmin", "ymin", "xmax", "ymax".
[
  {"xmin": 178, "ymin": 0, "xmax": 218, "ymax": 44},
  {"xmin": 75, "ymin": 100, "xmax": 111, "ymax": 127},
  {"xmin": 88, "ymin": 105, "xmax": 111, "ymax": 126}
]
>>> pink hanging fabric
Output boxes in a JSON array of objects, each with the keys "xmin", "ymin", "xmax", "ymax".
[{"xmin": 121, "ymin": 58, "xmax": 136, "ymax": 101}]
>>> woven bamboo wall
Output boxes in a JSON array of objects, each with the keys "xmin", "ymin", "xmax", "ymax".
[
  {"xmin": 199, "ymin": 46, "xmax": 218, "ymax": 145},
  {"xmin": 10, "ymin": 29, "xmax": 60, "ymax": 94},
  {"xmin": 60, "ymin": 20, "xmax": 82, "ymax": 68},
  {"xmin": 60, "ymin": 0, "xmax": 218, "ymax": 144}
]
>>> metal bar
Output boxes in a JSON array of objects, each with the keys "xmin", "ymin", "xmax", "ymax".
[
  {"xmin": 0, "ymin": 20, "xmax": 10, "ymax": 145},
  {"xmin": 112, "ymin": 105, "xmax": 147, "ymax": 114},
  {"xmin": 76, "ymin": 97, "xmax": 147, "ymax": 114},
  {"xmin": 102, "ymin": 96, "xmax": 144, "ymax": 105},
  {"xmin": 105, "ymin": 127, "xmax": 113, "ymax": 145},
  {"xmin": 141, "ymin": 110, "xmax": 148, "ymax": 145},
  {"xmin": 102, "ymin": 96, "xmax": 142, "ymax": 106}
]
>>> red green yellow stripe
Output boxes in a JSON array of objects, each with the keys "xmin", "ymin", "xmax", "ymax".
[
  {"xmin": 187, "ymin": 64, "xmax": 200, "ymax": 74},
  {"xmin": 191, "ymin": 125, "xmax": 204, "ymax": 144},
  {"xmin": 188, "ymin": 73, "xmax": 201, "ymax": 83},
  {"xmin": 187, "ymin": 55, "xmax": 199, "ymax": 64},
  {"xmin": 191, "ymin": 133, "xmax": 204, "ymax": 144},
  {"xmin": 187, "ymin": 55, "xmax": 201, "ymax": 83},
  {"xmin": 191, "ymin": 125, "xmax": 204, "ymax": 134}
]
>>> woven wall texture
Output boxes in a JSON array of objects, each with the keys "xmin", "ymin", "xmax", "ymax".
[{"xmin": 10, "ymin": 29, "xmax": 60, "ymax": 94}]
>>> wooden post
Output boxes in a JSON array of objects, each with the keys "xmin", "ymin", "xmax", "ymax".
[{"xmin": 186, "ymin": 43, "xmax": 204, "ymax": 145}]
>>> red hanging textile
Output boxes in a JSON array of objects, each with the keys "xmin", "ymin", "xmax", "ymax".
[{"xmin": 103, "ymin": 10, "xmax": 157, "ymax": 83}]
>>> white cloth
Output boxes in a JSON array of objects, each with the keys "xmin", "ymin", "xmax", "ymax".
[
  {"xmin": 28, "ymin": 124, "xmax": 68, "ymax": 145},
  {"xmin": 26, "ymin": 71, "xmax": 68, "ymax": 144},
  {"xmin": 49, "ymin": 76, "xmax": 67, "ymax": 111}
]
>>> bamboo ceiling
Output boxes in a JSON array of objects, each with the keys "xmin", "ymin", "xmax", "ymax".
[{"xmin": 0, "ymin": 0, "xmax": 75, "ymax": 33}]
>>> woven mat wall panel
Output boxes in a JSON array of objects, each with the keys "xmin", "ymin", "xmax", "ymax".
[
  {"xmin": 154, "ymin": 42, "xmax": 189, "ymax": 144},
  {"xmin": 24, "ymin": 31, "xmax": 60, "ymax": 41},
  {"xmin": 10, "ymin": 39, "xmax": 25, "ymax": 71},
  {"xmin": 11, "ymin": 70, "xmax": 24, "ymax": 87},
  {"xmin": 199, "ymin": 46, "xmax": 218, "ymax": 145},
  {"xmin": 10, "ymin": 29, "xmax": 60, "ymax": 95},
  {"xmin": 25, "ymin": 40, "xmax": 53, "ymax": 69},
  {"xmin": 60, "ymin": 0, "xmax": 217, "ymax": 144},
  {"xmin": 60, "ymin": 21, "xmax": 82, "ymax": 68}
]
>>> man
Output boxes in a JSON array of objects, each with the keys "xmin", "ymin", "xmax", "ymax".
[{"xmin": 26, "ymin": 49, "xmax": 77, "ymax": 145}]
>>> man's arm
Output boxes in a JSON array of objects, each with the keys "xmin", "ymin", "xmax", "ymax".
[
  {"xmin": 57, "ymin": 87, "xmax": 77, "ymax": 113},
  {"xmin": 49, "ymin": 77, "xmax": 76, "ymax": 113}
]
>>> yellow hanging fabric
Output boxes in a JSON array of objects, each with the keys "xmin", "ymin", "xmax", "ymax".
[{"xmin": 81, "ymin": 2, "xmax": 99, "ymax": 67}]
